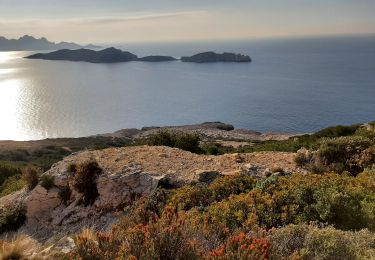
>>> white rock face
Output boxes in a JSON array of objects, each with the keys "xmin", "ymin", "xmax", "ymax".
[
  {"xmin": 25, "ymin": 185, "xmax": 62, "ymax": 225},
  {"xmin": 94, "ymin": 171, "xmax": 162, "ymax": 210},
  {"xmin": 21, "ymin": 158, "xmax": 165, "ymax": 232}
]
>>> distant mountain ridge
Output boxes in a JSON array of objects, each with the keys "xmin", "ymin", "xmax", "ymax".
[{"xmin": 0, "ymin": 35, "xmax": 100, "ymax": 51}]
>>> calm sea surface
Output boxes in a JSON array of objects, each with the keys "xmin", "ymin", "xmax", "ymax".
[{"xmin": 1, "ymin": 35, "xmax": 375, "ymax": 140}]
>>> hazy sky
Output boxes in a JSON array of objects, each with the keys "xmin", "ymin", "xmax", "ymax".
[{"xmin": 0, "ymin": 0, "xmax": 374, "ymax": 44}]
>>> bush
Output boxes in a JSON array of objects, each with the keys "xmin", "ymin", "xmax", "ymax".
[
  {"xmin": 39, "ymin": 175, "xmax": 55, "ymax": 190},
  {"xmin": 66, "ymin": 163, "xmax": 77, "ymax": 173},
  {"xmin": 208, "ymin": 233, "xmax": 271, "ymax": 259},
  {"xmin": 58, "ymin": 186, "xmax": 72, "ymax": 205},
  {"xmin": 148, "ymin": 130, "xmax": 201, "ymax": 153},
  {"xmin": 294, "ymin": 151, "xmax": 311, "ymax": 167},
  {"xmin": 72, "ymin": 160, "xmax": 102, "ymax": 206},
  {"xmin": 0, "ymin": 235, "xmax": 39, "ymax": 260},
  {"xmin": 0, "ymin": 162, "xmax": 22, "ymax": 186},
  {"xmin": 22, "ymin": 167, "xmax": 40, "ymax": 190},
  {"xmin": 71, "ymin": 208, "xmax": 202, "ymax": 260},
  {"xmin": 269, "ymin": 224, "xmax": 375, "ymax": 260},
  {"xmin": 314, "ymin": 124, "xmax": 360, "ymax": 138},
  {"xmin": 316, "ymin": 136, "xmax": 373, "ymax": 175},
  {"xmin": 0, "ymin": 175, "xmax": 25, "ymax": 197},
  {"xmin": 0, "ymin": 204, "xmax": 26, "ymax": 234},
  {"xmin": 204, "ymin": 173, "xmax": 375, "ymax": 231},
  {"xmin": 170, "ymin": 174, "xmax": 256, "ymax": 211}
]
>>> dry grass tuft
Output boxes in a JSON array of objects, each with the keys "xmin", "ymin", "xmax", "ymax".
[{"xmin": 0, "ymin": 235, "xmax": 39, "ymax": 260}]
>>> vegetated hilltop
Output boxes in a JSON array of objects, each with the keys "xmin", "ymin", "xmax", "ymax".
[
  {"xmin": 0, "ymin": 121, "xmax": 374, "ymax": 259},
  {"xmin": 26, "ymin": 48, "xmax": 251, "ymax": 63},
  {"xmin": 0, "ymin": 35, "xmax": 99, "ymax": 51}
]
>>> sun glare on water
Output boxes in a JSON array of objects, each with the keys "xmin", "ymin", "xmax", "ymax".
[
  {"xmin": 0, "ymin": 79, "xmax": 27, "ymax": 140},
  {"xmin": 0, "ymin": 52, "xmax": 15, "ymax": 63}
]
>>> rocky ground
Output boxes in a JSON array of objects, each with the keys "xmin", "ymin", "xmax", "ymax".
[
  {"xmin": 0, "ymin": 122, "xmax": 296, "ymax": 153},
  {"xmin": 0, "ymin": 145, "xmax": 300, "ymax": 244},
  {"xmin": 106, "ymin": 122, "xmax": 296, "ymax": 141}
]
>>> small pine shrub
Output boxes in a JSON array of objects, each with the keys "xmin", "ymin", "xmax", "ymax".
[
  {"xmin": 72, "ymin": 160, "xmax": 102, "ymax": 206},
  {"xmin": 39, "ymin": 175, "xmax": 55, "ymax": 190},
  {"xmin": 66, "ymin": 163, "xmax": 77, "ymax": 173},
  {"xmin": 0, "ymin": 162, "xmax": 22, "ymax": 186},
  {"xmin": 22, "ymin": 167, "xmax": 40, "ymax": 190},
  {"xmin": 147, "ymin": 130, "xmax": 201, "ymax": 153},
  {"xmin": 58, "ymin": 186, "xmax": 72, "ymax": 205},
  {"xmin": 0, "ymin": 204, "xmax": 26, "ymax": 234}
]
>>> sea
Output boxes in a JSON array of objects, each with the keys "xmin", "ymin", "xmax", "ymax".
[{"xmin": 0, "ymin": 35, "xmax": 375, "ymax": 141}]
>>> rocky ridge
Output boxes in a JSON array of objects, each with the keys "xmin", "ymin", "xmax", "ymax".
[{"xmin": 0, "ymin": 145, "xmax": 299, "ymax": 242}]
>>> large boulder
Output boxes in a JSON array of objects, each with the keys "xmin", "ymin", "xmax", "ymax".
[
  {"xmin": 25, "ymin": 185, "xmax": 62, "ymax": 225},
  {"xmin": 94, "ymin": 171, "xmax": 163, "ymax": 210}
]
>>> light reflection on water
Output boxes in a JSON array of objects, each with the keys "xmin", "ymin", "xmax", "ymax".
[
  {"xmin": 0, "ymin": 78, "xmax": 27, "ymax": 140},
  {"xmin": 0, "ymin": 36, "xmax": 375, "ymax": 141}
]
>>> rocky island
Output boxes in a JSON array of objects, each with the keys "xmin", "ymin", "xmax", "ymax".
[
  {"xmin": 26, "ymin": 47, "xmax": 139, "ymax": 63},
  {"xmin": 181, "ymin": 51, "xmax": 251, "ymax": 63},
  {"xmin": 26, "ymin": 48, "xmax": 251, "ymax": 64},
  {"xmin": 138, "ymin": 55, "xmax": 177, "ymax": 62}
]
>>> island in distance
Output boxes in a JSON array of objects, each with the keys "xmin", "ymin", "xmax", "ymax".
[
  {"xmin": 26, "ymin": 47, "xmax": 251, "ymax": 63},
  {"xmin": 0, "ymin": 35, "xmax": 100, "ymax": 51}
]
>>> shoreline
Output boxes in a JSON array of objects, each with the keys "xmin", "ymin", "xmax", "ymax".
[{"xmin": 0, "ymin": 122, "xmax": 298, "ymax": 151}]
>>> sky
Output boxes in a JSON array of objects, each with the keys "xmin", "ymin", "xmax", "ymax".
[{"xmin": 0, "ymin": 0, "xmax": 374, "ymax": 44}]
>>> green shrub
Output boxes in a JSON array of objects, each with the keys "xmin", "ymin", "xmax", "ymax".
[
  {"xmin": 0, "ymin": 162, "xmax": 22, "ymax": 186},
  {"xmin": 313, "ymin": 124, "xmax": 360, "ymax": 138},
  {"xmin": 294, "ymin": 152, "xmax": 311, "ymax": 167},
  {"xmin": 269, "ymin": 224, "xmax": 375, "ymax": 260},
  {"xmin": 316, "ymin": 136, "xmax": 373, "ymax": 174},
  {"xmin": 58, "ymin": 186, "xmax": 72, "ymax": 205},
  {"xmin": 0, "ymin": 204, "xmax": 26, "ymax": 234},
  {"xmin": 204, "ymin": 173, "xmax": 375, "ymax": 231},
  {"xmin": 147, "ymin": 130, "xmax": 201, "ymax": 153},
  {"xmin": 201, "ymin": 143, "xmax": 220, "ymax": 155},
  {"xmin": 72, "ymin": 160, "xmax": 102, "ymax": 206},
  {"xmin": 66, "ymin": 163, "xmax": 77, "ymax": 173},
  {"xmin": 39, "ymin": 175, "xmax": 55, "ymax": 190},
  {"xmin": 0, "ymin": 175, "xmax": 25, "ymax": 197},
  {"xmin": 22, "ymin": 167, "xmax": 40, "ymax": 190},
  {"xmin": 0, "ymin": 162, "xmax": 24, "ymax": 197},
  {"xmin": 170, "ymin": 175, "xmax": 256, "ymax": 211}
]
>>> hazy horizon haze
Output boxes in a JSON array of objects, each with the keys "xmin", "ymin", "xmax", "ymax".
[{"xmin": 1, "ymin": 0, "xmax": 374, "ymax": 44}]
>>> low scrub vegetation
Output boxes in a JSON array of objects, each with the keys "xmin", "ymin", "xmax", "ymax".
[
  {"xmin": 70, "ymin": 160, "xmax": 102, "ymax": 205},
  {"xmin": 147, "ymin": 130, "xmax": 201, "ymax": 153},
  {"xmin": 296, "ymin": 136, "xmax": 375, "ymax": 175},
  {"xmin": 0, "ymin": 162, "xmax": 24, "ymax": 197},
  {"xmin": 67, "ymin": 171, "xmax": 375, "ymax": 259},
  {"xmin": 22, "ymin": 166, "xmax": 40, "ymax": 190},
  {"xmin": 39, "ymin": 174, "xmax": 55, "ymax": 190},
  {"xmin": 269, "ymin": 224, "xmax": 375, "ymax": 260},
  {"xmin": 0, "ymin": 235, "xmax": 39, "ymax": 260},
  {"xmin": 0, "ymin": 203, "xmax": 26, "ymax": 234}
]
